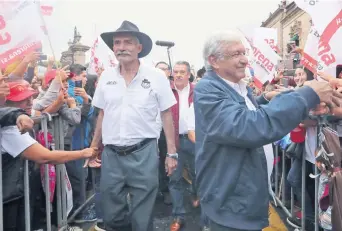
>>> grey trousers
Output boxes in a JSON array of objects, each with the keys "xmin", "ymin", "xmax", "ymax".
[
  {"xmin": 101, "ymin": 139, "xmax": 159, "ymax": 231},
  {"xmin": 210, "ymin": 221, "xmax": 261, "ymax": 231},
  {"xmin": 168, "ymin": 136, "xmax": 196, "ymax": 218}
]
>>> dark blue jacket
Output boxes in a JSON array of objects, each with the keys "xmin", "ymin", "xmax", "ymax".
[{"xmin": 194, "ymin": 71, "xmax": 320, "ymax": 230}]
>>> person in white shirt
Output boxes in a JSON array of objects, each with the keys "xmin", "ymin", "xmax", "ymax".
[
  {"xmin": 187, "ymin": 103, "xmax": 195, "ymax": 143},
  {"xmin": 1, "ymin": 125, "xmax": 96, "ymax": 230},
  {"xmin": 168, "ymin": 61, "xmax": 197, "ymax": 231},
  {"xmin": 91, "ymin": 21, "xmax": 177, "ymax": 231}
]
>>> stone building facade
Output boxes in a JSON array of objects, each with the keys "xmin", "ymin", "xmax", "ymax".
[
  {"xmin": 261, "ymin": 1, "xmax": 312, "ymax": 60},
  {"xmin": 60, "ymin": 27, "xmax": 90, "ymax": 66}
]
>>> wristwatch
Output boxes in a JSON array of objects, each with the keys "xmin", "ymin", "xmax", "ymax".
[{"xmin": 166, "ymin": 153, "xmax": 178, "ymax": 159}]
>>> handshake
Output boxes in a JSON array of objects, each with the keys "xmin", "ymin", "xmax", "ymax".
[{"xmin": 304, "ymin": 78, "xmax": 342, "ymax": 116}]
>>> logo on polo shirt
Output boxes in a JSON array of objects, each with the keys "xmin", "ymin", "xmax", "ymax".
[
  {"xmin": 106, "ymin": 80, "xmax": 117, "ymax": 85},
  {"xmin": 141, "ymin": 79, "xmax": 150, "ymax": 89}
]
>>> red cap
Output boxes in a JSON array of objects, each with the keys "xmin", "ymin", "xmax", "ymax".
[
  {"xmin": 6, "ymin": 82, "xmax": 37, "ymax": 102},
  {"xmin": 44, "ymin": 69, "xmax": 56, "ymax": 85}
]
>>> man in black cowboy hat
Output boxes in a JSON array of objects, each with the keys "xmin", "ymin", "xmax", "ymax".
[{"xmin": 91, "ymin": 20, "xmax": 178, "ymax": 231}]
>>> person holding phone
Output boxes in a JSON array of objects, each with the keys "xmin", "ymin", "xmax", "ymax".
[{"xmin": 65, "ymin": 64, "xmax": 99, "ymax": 224}]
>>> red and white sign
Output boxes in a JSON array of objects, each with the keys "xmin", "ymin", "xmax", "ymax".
[
  {"xmin": 239, "ymin": 27, "xmax": 281, "ymax": 84},
  {"xmin": 0, "ymin": 0, "xmax": 45, "ymax": 68},
  {"xmin": 295, "ymin": 0, "xmax": 342, "ymax": 77},
  {"xmin": 300, "ymin": 26, "xmax": 319, "ymax": 74},
  {"xmin": 88, "ymin": 36, "xmax": 117, "ymax": 74}
]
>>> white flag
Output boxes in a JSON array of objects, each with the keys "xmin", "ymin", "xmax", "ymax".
[
  {"xmin": 295, "ymin": 0, "xmax": 342, "ymax": 76},
  {"xmin": 88, "ymin": 36, "xmax": 117, "ymax": 74},
  {"xmin": 239, "ymin": 27, "xmax": 281, "ymax": 85},
  {"xmin": 0, "ymin": 0, "xmax": 45, "ymax": 68}
]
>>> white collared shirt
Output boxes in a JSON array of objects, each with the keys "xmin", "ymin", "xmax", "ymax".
[
  {"xmin": 176, "ymin": 84, "xmax": 190, "ymax": 135},
  {"xmin": 92, "ymin": 64, "xmax": 176, "ymax": 146},
  {"xmin": 223, "ymin": 79, "xmax": 256, "ymax": 110}
]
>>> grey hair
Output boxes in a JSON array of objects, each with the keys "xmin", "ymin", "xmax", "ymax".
[
  {"xmin": 203, "ymin": 30, "xmax": 244, "ymax": 70},
  {"xmin": 174, "ymin": 61, "xmax": 191, "ymax": 73}
]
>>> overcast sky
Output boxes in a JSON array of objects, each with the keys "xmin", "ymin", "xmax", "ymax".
[{"xmin": 42, "ymin": 0, "xmax": 280, "ymax": 70}]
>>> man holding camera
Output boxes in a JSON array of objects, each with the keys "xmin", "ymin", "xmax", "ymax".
[{"xmin": 91, "ymin": 21, "xmax": 177, "ymax": 231}]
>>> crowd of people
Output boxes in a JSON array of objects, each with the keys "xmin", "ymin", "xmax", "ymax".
[{"xmin": 1, "ymin": 19, "xmax": 342, "ymax": 231}]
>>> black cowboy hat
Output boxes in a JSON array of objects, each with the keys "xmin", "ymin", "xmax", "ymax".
[{"xmin": 100, "ymin": 20, "xmax": 153, "ymax": 58}]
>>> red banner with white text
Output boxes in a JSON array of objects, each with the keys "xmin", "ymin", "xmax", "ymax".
[{"xmin": 0, "ymin": 0, "xmax": 45, "ymax": 69}]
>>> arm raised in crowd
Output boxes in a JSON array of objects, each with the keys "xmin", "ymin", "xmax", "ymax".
[
  {"xmin": 33, "ymin": 66, "xmax": 70, "ymax": 112},
  {"xmin": 10, "ymin": 52, "xmax": 39, "ymax": 78},
  {"xmin": 194, "ymin": 80, "xmax": 332, "ymax": 149}
]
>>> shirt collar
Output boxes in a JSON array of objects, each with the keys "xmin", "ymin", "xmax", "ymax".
[
  {"xmin": 115, "ymin": 61, "xmax": 143, "ymax": 79},
  {"xmin": 175, "ymin": 83, "xmax": 190, "ymax": 93},
  {"xmin": 220, "ymin": 77, "xmax": 248, "ymax": 97}
]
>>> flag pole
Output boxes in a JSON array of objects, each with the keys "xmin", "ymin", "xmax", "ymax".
[{"xmin": 35, "ymin": 0, "xmax": 58, "ymax": 67}]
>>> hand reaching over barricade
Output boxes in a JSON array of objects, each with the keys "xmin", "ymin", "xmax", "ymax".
[
  {"xmin": 310, "ymin": 91, "xmax": 342, "ymax": 117},
  {"xmin": 318, "ymin": 71, "xmax": 342, "ymax": 89},
  {"xmin": 81, "ymin": 147, "xmax": 98, "ymax": 159},
  {"xmin": 263, "ymin": 84, "xmax": 291, "ymax": 101},
  {"xmin": 83, "ymin": 146, "xmax": 101, "ymax": 168},
  {"xmin": 16, "ymin": 114, "xmax": 34, "ymax": 134},
  {"xmin": 304, "ymin": 80, "xmax": 339, "ymax": 109}
]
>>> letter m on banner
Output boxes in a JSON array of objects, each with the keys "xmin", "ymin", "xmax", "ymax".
[{"xmin": 0, "ymin": 1, "xmax": 45, "ymax": 69}]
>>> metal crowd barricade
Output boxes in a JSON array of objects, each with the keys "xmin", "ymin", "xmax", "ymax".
[
  {"xmin": 0, "ymin": 114, "xmax": 70, "ymax": 231},
  {"xmin": 271, "ymin": 125, "xmax": 321, "ymax": 231}
]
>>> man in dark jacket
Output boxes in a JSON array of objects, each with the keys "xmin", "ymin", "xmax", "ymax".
[{"xmin": 194, "ymin": 30, "xmax": 336, "ymax": 231}]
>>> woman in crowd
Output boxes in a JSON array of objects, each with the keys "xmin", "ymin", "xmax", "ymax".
[{"xmin": 286, "ymin": 66, "xmax": 316, "ymax": 230}]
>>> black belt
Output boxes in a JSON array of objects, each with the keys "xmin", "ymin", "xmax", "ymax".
[{"xmin": 106, "ymin": 138, "xmax": 154, "ymax": 156}]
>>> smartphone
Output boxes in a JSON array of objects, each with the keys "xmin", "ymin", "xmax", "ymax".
[
  {"xmin": 39, "ymin": 54, "xmax": 47, "ymax": 61},
  {"xmin": 277, "ymin": 60, "xmax": 285, "ymax": 71},
  {"xmin": 75, "ymin": 80, "xmax": 82, "ymax": 88},
  {"xmin": 280, "ymin": 78, "xmax": 289, "ymax": 88}
]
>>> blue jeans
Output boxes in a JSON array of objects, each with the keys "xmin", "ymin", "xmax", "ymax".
[{"xmin": 168, "ymin": 136, "xmax": 196, "ymax": 219}]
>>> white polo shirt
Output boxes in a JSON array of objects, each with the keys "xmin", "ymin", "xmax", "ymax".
[
  {"xmin": 0, "ymin": 126, "xmax": 37, "ymax": 158},
  {"xmin": 92, "ymin": 63, "xmax": 176, "ymax": 146}
]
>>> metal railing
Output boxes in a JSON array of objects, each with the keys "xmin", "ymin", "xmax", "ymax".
[
  {"xmin": 0, "ymin": 113, "xmax": 96, "ymax": 231},
  {"xmin": 271, "ymin": 124, "xmax": 322, "ymax": 231}
]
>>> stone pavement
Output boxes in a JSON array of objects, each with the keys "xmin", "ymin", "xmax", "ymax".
[
  {"xmin": 83, "ymin": 182, "xmax": 201, "ymax": 231},
  {"xmin": 81, "ymin": 181, "xmax": 289, "ymax": 231}
]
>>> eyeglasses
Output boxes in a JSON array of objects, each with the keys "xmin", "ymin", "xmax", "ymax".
[{"xmin": 219, "ymin": 52, "xmax": 246, "ymax": 60}]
